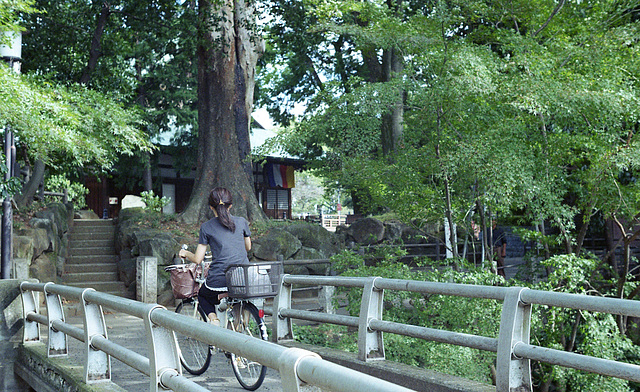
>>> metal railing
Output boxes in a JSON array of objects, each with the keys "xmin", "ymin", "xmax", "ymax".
[
  {"xmin": 273, "ymin": 275, "xmax": 640, "ymax": 392},
  {"xmin": 19, "ymin": 281, "xmax": 412, "ymax": 392}
]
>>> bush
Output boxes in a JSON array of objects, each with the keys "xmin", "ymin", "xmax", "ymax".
[
  {"xmin": 45, "ymin": 174, "xmax": 88, "ymax": 209},
  {"xmin": 140, "ymin": 190, "xmax": 170, "ymax": 212}
]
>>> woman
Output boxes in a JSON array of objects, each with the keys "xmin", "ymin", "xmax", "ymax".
[{"xmin": 179, "ymin": 187, "xmax": 251, "ymax": 325}]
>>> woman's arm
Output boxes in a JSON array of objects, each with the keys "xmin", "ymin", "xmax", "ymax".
[
  {"xmin": 179, "ymin": 244, "xmax": 208, "ymax": 264},
  {"xmin": 244, "ymin": 236, "xmax": 251, "ymax": 252}
]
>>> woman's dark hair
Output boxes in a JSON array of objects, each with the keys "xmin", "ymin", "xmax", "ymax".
[{"xmin": 209, "ymin": 187, "xmax": 235, "ymax": 232}]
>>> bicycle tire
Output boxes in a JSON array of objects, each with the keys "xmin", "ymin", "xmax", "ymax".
[
  {"xmin": 229, "ymin": 301, "xmax": 268, "ymax": 390},
  {"xmin": 175, "ymin": 300, "xmax": 212, "ymax": 375}
]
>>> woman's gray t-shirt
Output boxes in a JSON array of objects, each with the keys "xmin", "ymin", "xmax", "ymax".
[{"xmin": 198, "ymin": 215, "xmax": 251, "ymax": 289}]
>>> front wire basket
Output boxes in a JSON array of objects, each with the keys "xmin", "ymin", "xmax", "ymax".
[{"xmin": 225, "ymin": 262, "xmax": 283, "ymax": 299}]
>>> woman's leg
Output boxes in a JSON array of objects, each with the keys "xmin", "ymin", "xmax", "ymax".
[{"xmin": 197, "ymin": 286, "xmax": 221, "ymax": 324}]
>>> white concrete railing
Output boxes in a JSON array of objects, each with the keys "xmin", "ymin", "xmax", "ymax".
[
  {"xmin": 19, "ymin": 281, "xmax": 412, "ymax": 392},
  {"xmin": 274, "ymin": 275, "xmax": 640, "ymax": 392}
]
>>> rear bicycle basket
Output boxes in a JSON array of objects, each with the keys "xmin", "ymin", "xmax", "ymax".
[{"xmin": 225, "ymin": 262, "xmax": 283, "ymax": 299}]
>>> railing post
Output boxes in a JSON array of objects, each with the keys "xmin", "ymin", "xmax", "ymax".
[
  {"xmin": 20, "ymin": 282, "xmax": 40, "ymax": 343},
  {"xmin": 496, "ymin": 287, "xmax": 532, "ymax": 392},
  {"xmin": 81, "ymin": 288, "xmax": 111, "ymax": 383},
  {"xmin": 278, "ymin": 347, "xmax": 321, "ymax": 392},
  {"xmin": 358, "ymin": 277, "xmax": 384, "ymax": 361},
  {"xmin": 43, "ymin": 282, "xmax": 67, "ymax": 356},
  {"xmin": 275, "ymin": 274, "xmax": 295, "ymax": 341},
  {"xmin": 144, "ymin": 304, "xmax": 181, "ymax": 392}
]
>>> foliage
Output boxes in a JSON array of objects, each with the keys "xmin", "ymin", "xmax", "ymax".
[
  {"xmin": 317, "ymin": 250, "xmax": 640, "ymax": 390},
  {"xmin": 290, "ymin": 171, "xmax": 326, "ymax": 216},
  {"xmin": 118, "ymin": 207, "xmax": 198, "ymax": 241},
  {"xmin": 0, "ymin": 0, "xmax": 36, "ymax": 35},
  {"xmin": 0, "ymin": 159, "xmax": 22, "ymax": 200},
  {"xmin": 45, "ymin": 174, "xmax": 88, "ymax": 209},
  {"xmin": 0, "ymin": 67, "xmax": 153, "ymax": 172},
  {"xmin": 329, "ymin": 250, "xmax": 503, "ymax": 383},
  {"xmin": 260, "ymin": 0, "xmax": 640, "ymax": 250},
  {"xmin": 526, "ymin": 254, "xmax": 640, "ymax": 391},
  {"xmin": 18, "ymin": 0, "xmax": 198, "ymax": 188},
  {"xmin": 140, "ymin": 190, "xmax": 170, "ymax": 213}
]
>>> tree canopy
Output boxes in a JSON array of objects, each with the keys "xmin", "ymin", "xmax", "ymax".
[{"xmin": 259, "ymin": 0, "xmax": 640, "ymax": 254}]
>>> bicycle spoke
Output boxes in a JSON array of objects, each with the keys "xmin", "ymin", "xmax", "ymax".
[
  {"xmin": 175, "ymin": 300, "xmax": 212, "ymax": 375},
  {"xmin": 230, "ymin": 302, "xmax": 267, "ymax": 390}
]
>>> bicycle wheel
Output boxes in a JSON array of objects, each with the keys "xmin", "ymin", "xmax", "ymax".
[
  {"xmin": 229, "ymin": 301, "xmax": 268, "ymax": 390},
  {"xmin": 175, "ymin": 299, "xmax": 212, "ymax": 375}
]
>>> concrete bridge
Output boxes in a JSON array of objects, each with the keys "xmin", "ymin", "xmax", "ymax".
[{"xmin": 3, "ymin": 274, "xmax": 640, "ymax": 392}]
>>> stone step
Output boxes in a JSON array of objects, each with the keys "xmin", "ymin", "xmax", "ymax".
[
  {"xmin": 62, "ymin": 271, "xmax": 119, "ymax": 283},
  {"xmin": 71, "ymin": 222, "xmax": 115, "ymax": 231},
  {"xmin": 65, "ymin": 262, "xmax": 118, "ymax": 274},
  {"xmin": 73, "ymin": 219, "xmax": 115, "ymax": 227},
  {"xmin": 63, "ymin": 281, "xmax": 128, "ymax": 294},
  {"xmin": 69, "ymin": 238, "xmax": 115, "ymax": 248},
  {"xmin": 67, "ymin": 254, "xmax": 118, "ymax": 265},
  {"xmin": 69, "ymin": 246, "xmax": 116, "ymax": 256},
  {"xmin": 69, "ymin": 229, "xmax": 115, "ymax": 239},
  {"xmin": 69, "ymin": 231, "xmax": 115, "ymax": 241}
]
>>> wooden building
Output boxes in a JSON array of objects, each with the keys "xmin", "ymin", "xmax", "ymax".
[{"xmin": 84, "ymin": 152, "xmax": 304, "ymax": 220}]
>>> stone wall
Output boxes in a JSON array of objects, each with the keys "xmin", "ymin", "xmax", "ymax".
[
  {"xmin": 13, "ymin": 202, "xmax": 74, "ymax": 282},
  {"xmin": 114, "ymin": 208, "xmax": 346, "ymax": 305}
]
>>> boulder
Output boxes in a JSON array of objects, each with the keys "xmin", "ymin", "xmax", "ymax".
[
  {"xmin": 29, "ymin": 217, "xmax": 57, "ymax": 252},
  {"xmin": 115, "ymin": 208, "xmax": 146, "ymax": 252},
  {"xmin": 117, "ymin": 258, "xmax": 137, "ymax": 287},
  {"xmin": 252, "ymin": 228, "xmax": 302, "ymax": 261},
  {"xmin": 284, "ymin": 264, "xmax": 310, "ymax": 275},
  {"xmin": 349, "ymin": 217, "xmax": 385, "ymax": 245},
  {"xmin": 121, "ymin": 195, "xmax": 146, "ymax": 210},
  {"xmin": 401, "ymin": 226, "xmax": 427, "ymax": 244},
  {"xmin": 15, "ymin": 228, "xmax": 49, "ymax": 259},
  {"xmin": 13, "ymin": 235, "xmax": 34, "ymax": 262},
  {"xmin": 283, "ymin": 223, "xmax": 342, "ymax": 257},
  {"xmin": 383, "ymin": 220, "xmax": 405, "ymax": 244},
  {"xmin": 292, "ymin": 246, "xmax": 330, "ymax": 275},
  {"xmin": 134, "ymin": 231, "xmax": 180, "ymax": 266},
  {"xmin": 29, "ymin": 253, "xmax": 56, "ymax": 283},
  {"xmin": 36, "ymin": 202, "xmax": 69, "ymax": 234}
]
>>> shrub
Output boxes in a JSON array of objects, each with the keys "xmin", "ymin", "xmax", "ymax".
[{"xmin": 45, "ymin": 174, "xmax": 88, "ymax": 209}]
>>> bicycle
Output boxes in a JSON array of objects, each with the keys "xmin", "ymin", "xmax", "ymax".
[{"xmin": 166, "ymin": 250, "xmax": 282, "ymax": 390}]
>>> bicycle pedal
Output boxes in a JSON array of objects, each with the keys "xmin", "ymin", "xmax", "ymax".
[{"xmin": 235, "ymin": 357, "xmax": 247, "ymax": 369}]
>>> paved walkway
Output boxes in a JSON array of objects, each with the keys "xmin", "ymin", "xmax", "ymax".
[{"xmin": 5, "ymin": 303, "xmax": 286, "ymax": 392}]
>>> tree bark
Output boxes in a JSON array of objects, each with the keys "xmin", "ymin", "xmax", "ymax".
[
  {"xmin": 14, "ymin": 159, "xmax": 45, "ymax": 209},
  {"xmin": 180, "ymin": 0, "xmax": 266, "ymax": 224},
  {"xmin": 381, "ymin": 46, "xmax": 404, "ymax": 156},
  {"xmin": 79, "ymin": 3, "xmax": 111, "ymax": 85}
]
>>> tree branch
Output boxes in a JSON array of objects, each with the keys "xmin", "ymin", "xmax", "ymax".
[{"xmin": 534, "ymin": 0, "xmax": 566, "ymax": 37}]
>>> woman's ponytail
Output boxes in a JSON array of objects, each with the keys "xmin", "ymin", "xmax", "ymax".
[{"xmin": 209, "ymin": 187, "xmax": 236, "ymax": 232}]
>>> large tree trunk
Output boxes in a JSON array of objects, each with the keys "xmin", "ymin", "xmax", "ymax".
[
  {"xmin": 380, "ymin": 46, "xmax": 404, "ymax": 156},
  {"xmin": 79, "ymin": 3, "xmax": 110, "ymax": 85},
  {"xmin": 14, "ymin": 159, "xmax": 45, "ymax": 209},
  {"xmin": 180, "ymin": 0, "xmax": 265, "ymax": 224}
]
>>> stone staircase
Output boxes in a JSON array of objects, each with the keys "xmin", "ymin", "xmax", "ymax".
[{"xmin": 62, "ymin": 219, "xmax": 131, "ymax": 298}]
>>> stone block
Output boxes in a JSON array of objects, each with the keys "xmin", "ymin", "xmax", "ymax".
[{"xmin": 136, "ymin": 256, "xmax": 157, "ymax": 303}]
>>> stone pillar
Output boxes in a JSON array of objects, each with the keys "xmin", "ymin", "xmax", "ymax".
[
  {"xmin": 319, "ymin": 285, "xmax": 335, "ymax": 314},
  {"xmin": 12, "ymin": 258, "xmax": 29, "ymax": 280},
  {"xmin": 136, "ymin": 256, "xmax": 157, "ymax": 303}
]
